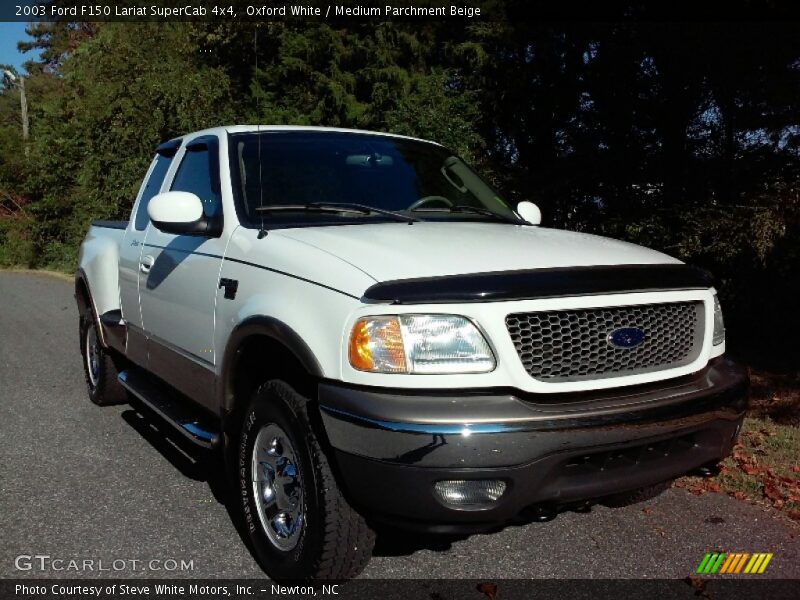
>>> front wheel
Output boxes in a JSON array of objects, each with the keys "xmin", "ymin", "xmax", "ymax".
[{"xmin": 238, "ymin": 380, "xmax": 375, "ymax": 580}]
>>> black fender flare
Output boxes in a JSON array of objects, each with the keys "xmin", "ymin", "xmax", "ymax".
[
  {"xmin": 74, "ymin": 267, "xmax": 106, "ymax": 347},
  {"xmin": 74, "ymin": 268, "xmax": 91, "ymax": 311},
  {"xmin": 218, "ymin": 315, "xmax": 324, "ymax": 416}
]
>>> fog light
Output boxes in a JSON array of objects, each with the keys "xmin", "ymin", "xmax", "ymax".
[{"xmin": 433, "ymin": 480, "xmax": 507, "ymax": 510}]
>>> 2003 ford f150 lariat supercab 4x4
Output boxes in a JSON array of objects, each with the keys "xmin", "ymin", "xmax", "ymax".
[{"xmin": 76, "ymin": 125, "xmax": 747, "ymax": 580}]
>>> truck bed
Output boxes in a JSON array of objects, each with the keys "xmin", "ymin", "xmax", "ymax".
[{"xmin": 91, "ymin": 220, "xmax": 128, "ymax": 230}]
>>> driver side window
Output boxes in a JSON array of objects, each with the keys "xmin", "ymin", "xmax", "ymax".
[
  {"xmin": 134, "ymin": 153, "xmax": 174, "ymax": 231},
  {"xmin": 170, "ymin": 146, "xmax": 221, "ymax": 219}
]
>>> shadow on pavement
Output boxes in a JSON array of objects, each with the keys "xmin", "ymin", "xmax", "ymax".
[
  {"xmin": 372, "ymin": 526, "xmax": 468, "ymax": 557},
  {"xmin": 119, "ymin": 406, "xmax": 261, "ymax": 568},
  {"xmin": 119, "ymin": 403, "xmax": 585, "ymax": 563}
]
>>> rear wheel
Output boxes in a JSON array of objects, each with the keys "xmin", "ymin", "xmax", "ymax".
[
  {"xmin": 238, "ymin": 380, "xmax": 375, "ymax": 580},
  {"xmin": 80, "ymin": 308, "xmax": 126, "ymax": 406}
]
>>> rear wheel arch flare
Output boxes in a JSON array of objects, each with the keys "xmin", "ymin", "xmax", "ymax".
[
  {"xmin": 75, "ymin": 275, "xmax": 91, "ymax": 314},
  {"xmin": 75, "ymin": 269, "xmax": 105, "ymax": 347}
]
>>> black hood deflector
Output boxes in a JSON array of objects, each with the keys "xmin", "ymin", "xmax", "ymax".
[{"xmin": 362, "ymin": 264, "xmax": 713, "ymax": 305}]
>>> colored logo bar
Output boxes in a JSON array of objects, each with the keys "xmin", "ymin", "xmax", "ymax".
[{"xmin": 696, "ymin": 552, "xmax": 773, "ymax": 574}]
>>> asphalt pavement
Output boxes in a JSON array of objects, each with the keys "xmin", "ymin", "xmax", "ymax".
[{"xmin": 1, "ymin": 271, "xmax": 798, "ymax": 580}]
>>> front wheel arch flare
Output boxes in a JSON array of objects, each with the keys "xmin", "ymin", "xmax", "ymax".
[{"xmin": 220, "ymin": 316, "xmax": 324, "ymax": 421}]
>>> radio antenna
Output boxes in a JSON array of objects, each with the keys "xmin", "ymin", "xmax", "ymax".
[{"xmin": 255, "ymin": 26, "xmax": 267, "ymax": 239}]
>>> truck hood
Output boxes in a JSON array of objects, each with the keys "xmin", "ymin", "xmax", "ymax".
[{"xmin": 274, "ymin": 222, "xmax": 680, "ymax": 283}]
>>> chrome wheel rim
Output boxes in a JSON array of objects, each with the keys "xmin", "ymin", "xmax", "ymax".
[
  {"xmin": 85, "ymin": 323, "xmax": 100, "ymax": 387},
  {"xmin": 251, "ymin": 423, "xmax": 304, "ymax": 551}
]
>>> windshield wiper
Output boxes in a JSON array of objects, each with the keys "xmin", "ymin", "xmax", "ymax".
[
  {"xmin": 256, "ymin": 202, "xmax": 418, "ymax": 223},
  {"xmin": 412, "ymin": 204, "xmax": 521, "ymax": 223}
]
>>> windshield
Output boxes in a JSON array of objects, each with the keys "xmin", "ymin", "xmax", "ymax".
[{"xmin": 228, "ymin": 131, "xmax": 520, "ymax": 227}]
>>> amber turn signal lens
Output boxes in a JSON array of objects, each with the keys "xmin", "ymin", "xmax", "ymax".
[
  {"xmin": 348, "ymin": 317, "xmax": 407, "ymax": 373},
  {"xmin": 349, "ymin": 319, "xmax": 374, "ymax": 371}
]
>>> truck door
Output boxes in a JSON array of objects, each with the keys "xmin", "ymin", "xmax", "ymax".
[
  {"xmin": 119, "ymin": 141, "xmax": 180, "ymax": 367},
  {"xmin": 138, "ymin": 135, "xmax": 225, "ymax": 411}
]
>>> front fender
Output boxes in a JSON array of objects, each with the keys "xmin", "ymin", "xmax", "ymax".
[{"xmin": 213, "ymin": 269, "xmax": 364, "ymax": 413}]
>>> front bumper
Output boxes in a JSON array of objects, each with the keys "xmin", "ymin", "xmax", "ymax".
[{"xmin": 319, "ymin": 358, "xmax": 748, "ymax": 530}]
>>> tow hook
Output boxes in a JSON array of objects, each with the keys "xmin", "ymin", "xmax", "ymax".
[
  {"xmin": 573, "ymin": 501, "xmax": 592, "ymax": 513},
  {"xmin": 527, "ymin": 505, "xmax": 558, "ymax": 522},
  {"xmin": 694, "ymin": 463, "xmax": 721, "ymax": 478}
]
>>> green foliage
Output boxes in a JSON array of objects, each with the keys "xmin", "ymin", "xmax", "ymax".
[
  {"xmin": 1, "ymin": 23, "xmax": 234, "ymax": 269},
  {"xmin": 0, "ymin": 15, "xmax": 797, "ymax": 367},
  {"xmin": 247, "ymin": 21, "xmax": 481, "ymax": 157},
  {"xmin": 382, "ymin": 69, "xmax": 484, "ymax": 161}
]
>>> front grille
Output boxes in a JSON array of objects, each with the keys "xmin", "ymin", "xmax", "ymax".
[{"xmin": 506, "ymin": 301, "xmax": 704, "ymax": 382}]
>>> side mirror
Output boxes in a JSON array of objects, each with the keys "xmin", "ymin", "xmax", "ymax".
[
  {"xmin": 147, "ymin": 191, "xmax": 220, "ymax": 236},
  {"xmin": 516, "ymin": 201, "xmax": 542, "ymax": 225}
]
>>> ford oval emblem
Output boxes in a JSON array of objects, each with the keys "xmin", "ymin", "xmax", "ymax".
[{"xmin": 608, "ymin": 327, "xmax": 646, "ymax": 349}]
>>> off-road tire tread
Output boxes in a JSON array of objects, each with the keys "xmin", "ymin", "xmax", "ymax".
[
  {"xmin": 80, "ymin": 309, "xmax": 127, "ymax": 406},
  {"xmin": 256, "ymin": 380, "xmax": 375, "ymax": 580}
]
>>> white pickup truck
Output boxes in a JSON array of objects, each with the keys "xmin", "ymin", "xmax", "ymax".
[{"xmin": 76, "ymin": 125, "xmax": 747, "ymax": 580}]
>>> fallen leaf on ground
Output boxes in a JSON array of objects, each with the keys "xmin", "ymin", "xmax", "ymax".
[
  {"xmin": 764, "ymin": 484, "xmax": 784, "ymax": 503},
  {"xmin": 476, "ymin": 583, "xmax": 498, "ymax": 600},
  {"xmin": 685, "ymin": 576, "xmax": 704, "ymax": 589},
  {"xmin": 654, "ymin": 527, "xmax": 667, "ymax": 537},
  {"xmin": 642, "ymin": 506, "xmax": 653, "ymax": 515},
  {"xmin": 684, "ymin": 576, "xmax": 710, "ymax": 599}
]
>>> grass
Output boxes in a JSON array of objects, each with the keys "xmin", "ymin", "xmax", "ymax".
[
  {"xmin": 0, "ymin": 267, "xmax": 73, "ymax": 281},
  {"xmin": 674, "ymin": 370, "xmax": 800, "ymax": 523},
  {"xmin": 747, "ymin": 369, "xmax": 800, "ymax": 427},
  {"xmin": 723, "ymin": 419, "xmax": 799, "ymax": 515}
]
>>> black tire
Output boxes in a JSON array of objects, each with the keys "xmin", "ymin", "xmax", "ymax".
[
  {"xmin": 238, "ymin": 380, "xmax": 375, "ymax": 580},
  {"xmin": 601, "ymin": 479, "xmax": 673, "ymax": 508},
  {"xmin": 79, "ymin": 308, "xmax": 127, "ymax": 406}
]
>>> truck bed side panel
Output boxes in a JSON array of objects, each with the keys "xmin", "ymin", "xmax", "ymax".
[{"xmin": 77, "ymin": 224, "xmax": 125, "ymax": 322}]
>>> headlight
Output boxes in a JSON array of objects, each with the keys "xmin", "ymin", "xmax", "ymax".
[
  {"xmin": 349, "ymin": 315, "xmax": 496, "ymax": 374},
  {"xmin": 712, "ymin": 294, "xmax": 725, "ymax": 346}
]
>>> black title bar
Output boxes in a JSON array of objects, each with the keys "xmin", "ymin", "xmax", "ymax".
[{"xmin": 3, "ymin": 0, "xmax": 800, "ymax": 22}]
